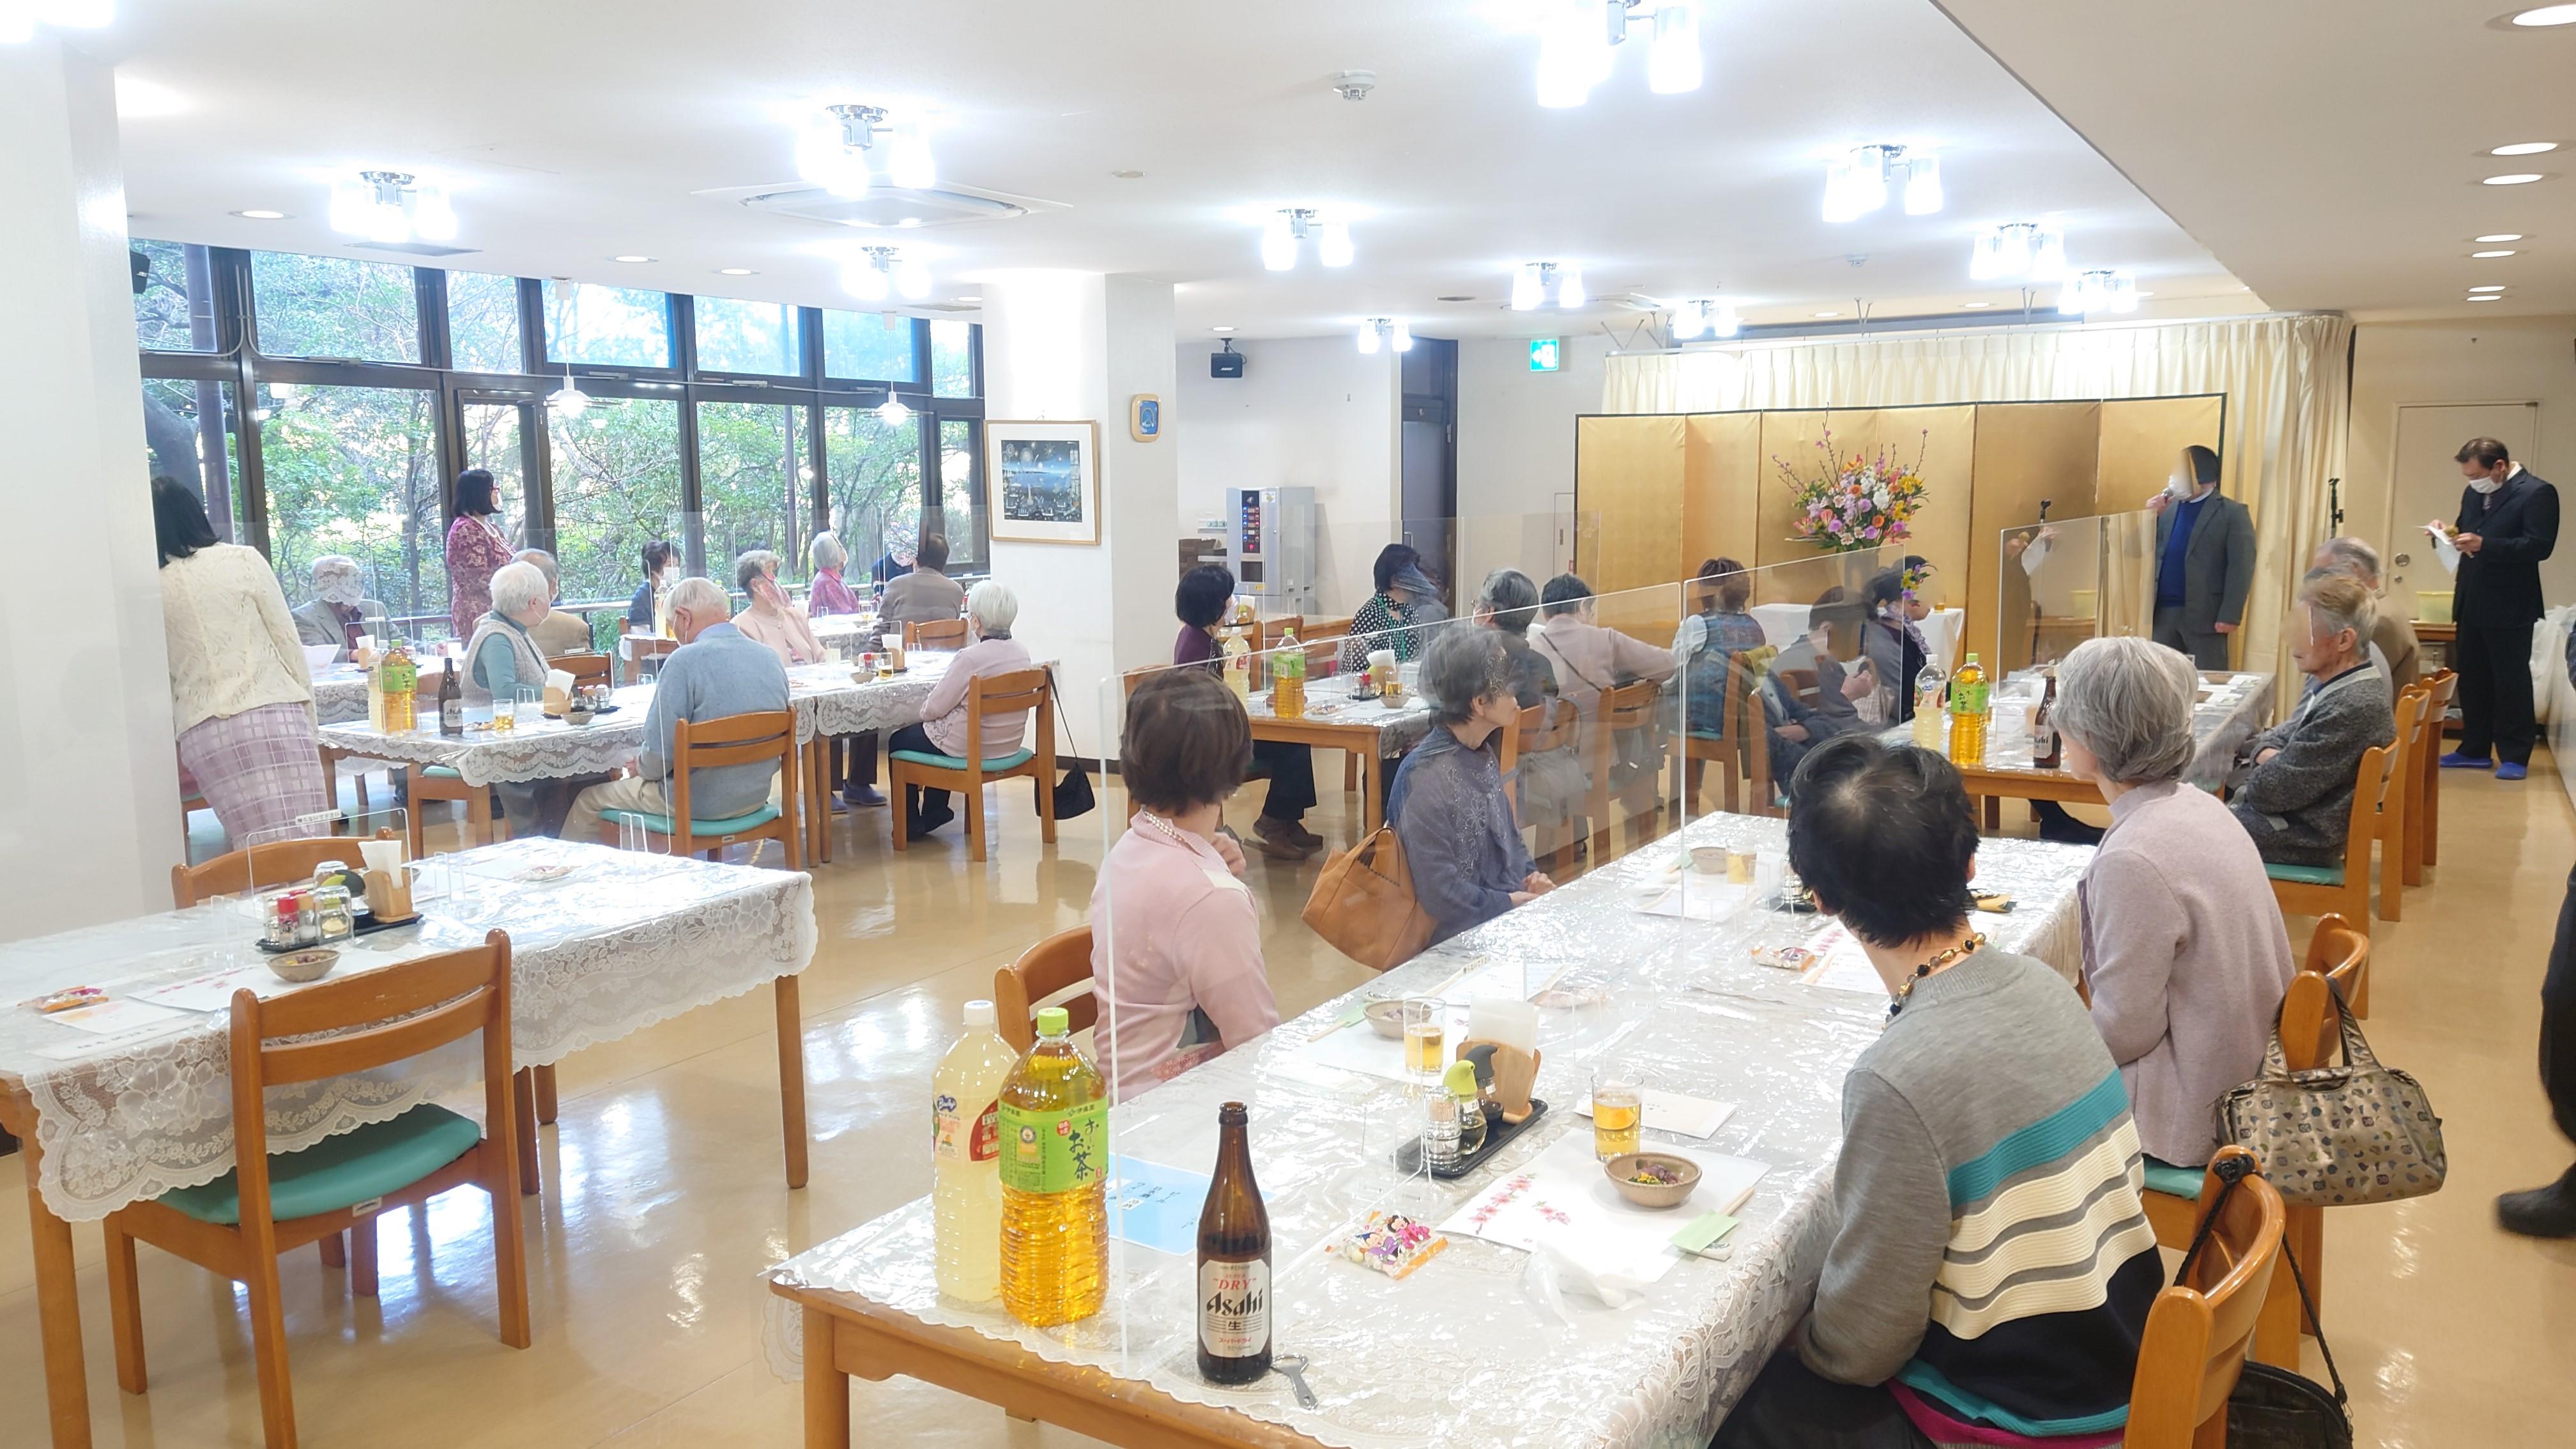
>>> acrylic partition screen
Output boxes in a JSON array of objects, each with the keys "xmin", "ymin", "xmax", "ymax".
[{"xmin": 1989, "ymin": 509, "xmax": 2159, "ymax": 678}]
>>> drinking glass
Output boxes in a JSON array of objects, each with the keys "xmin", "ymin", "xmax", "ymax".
[
  {"xmin": 1401, "ymin": 998, "xmax": 1446, "ymax": 1084},
  {"xmin": 1591, "ymin": 1070, "xmax": 1643, "ymax": 1161}
]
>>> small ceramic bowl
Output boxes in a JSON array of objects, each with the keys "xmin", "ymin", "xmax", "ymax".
[
  {"xmin": 565, "ymin": 709, "xmax": 595, "ymax": 727},
  {"xmin": 1605, "ymin": 1153, "xmax": 1701, "ymax": 1209},
  {"xmin": 1689, "ymin": 846, "xmax": 1729, "ymax": 875},
  {"xmin": 1362, "ymin": 999, "xmax": 1407, "ymax": 1039},
  {"xmin": 268, "ymin": 948, "xmax": 339, "ymax": 985}
]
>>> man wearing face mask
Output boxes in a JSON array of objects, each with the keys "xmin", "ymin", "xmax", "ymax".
[
  {"xmin": 2145, "ymin": 444, "xmax": 2255, "ymax": 671},
  {"xmin": 291, "ymin": 554, "xmax": 389, "ymax": 663},
  {"xmin": 2442, "ymin": 438, "xmax": 2558, "ymax": 782}
]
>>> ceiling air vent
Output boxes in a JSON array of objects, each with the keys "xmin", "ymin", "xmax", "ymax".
[
  {"xmin": 701, "ymin": 181, "xmax": 1050, "ymax": 231},
  {"xmin": 347, "ymin": 240, "xmax": 481, "ymax": 257}
]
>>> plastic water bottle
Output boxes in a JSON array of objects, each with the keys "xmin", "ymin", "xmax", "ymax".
[
  {"xmin": 997, "ymin": 1006, "xmax": 1110, "ymax": 1326},
  {"xmin": 1949, "ymin": 653, "xmax": 1990, "ymax": 766},
  {"xmin": 931, "ymin": 1000, "xmax": 1018, "ymax": 1303},
  {"xmin": 1273, "ymin": 629, "xmax": 1307, "ymax": 718},
  {"xmin": 1911, "ymin": 661, "xmax": 1947, "ymax": 753},
  {"xmin": 1222, "ymin": 632, "xmax": 1253, "ymax": 700}
]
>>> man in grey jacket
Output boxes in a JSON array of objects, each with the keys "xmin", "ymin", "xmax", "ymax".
[
  {"xmin": 2147, "ymin": 443, "xmax": 2256, "ymax": 671},
  {"xmin": 562, "ymin": 576, "xmax": 790, "ymax": 843},
  {"xmin": 2229, "ymin": 573, "xmax": 2396, "ymax": 868}
]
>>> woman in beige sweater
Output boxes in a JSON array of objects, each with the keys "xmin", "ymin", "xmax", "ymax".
[{"xmin": 155, "ymin": 479, "xmax": 328, "ymax": 841}]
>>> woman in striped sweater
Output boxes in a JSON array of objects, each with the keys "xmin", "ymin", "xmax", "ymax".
[{"xmin": 1719, "ymin": 735, "xmax": 2161, "ymax": 1449}]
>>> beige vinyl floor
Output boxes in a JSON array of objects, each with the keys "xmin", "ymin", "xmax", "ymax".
[{"xmin": 4, "ymin": 755, "xmax": 2573, "ymax": 1447}]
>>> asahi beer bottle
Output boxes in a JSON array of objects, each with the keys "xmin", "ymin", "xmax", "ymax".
[
  {"xmin": 438, "ymin": 645, "xmax": 464, "ymax": 735},
  {"xmin": 1195, "ymin": 1101, "xmax": 1272, "ymax": 1384}
]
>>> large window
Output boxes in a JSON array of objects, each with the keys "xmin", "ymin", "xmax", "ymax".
[
  {"xmin": 142, "ymin": 378, "xmax": 243, "ymax": 539},
  {"xmin": 548, "ymin": 398, "xmax": 684, "ymax": 603},
  {"xmin": 930, "ymin": 319, "xmax": 976, "ymax": 397},
  {"xmin": 251, "ymin": 252, "xmax": 421, "ymax": 362},
  {"xmin": 937, "ymin": 418, "xmax": 985, "ymax": 572},
  {"xmin": 696, "ymin": 297, "xmax": 801, "ymax": 376},
  {"xmin": 256, "ymin": 385, "xmax": 445, "ymax": 622},
  {"xmin": 542, "ymin": 280, "xmax": 671, "ymax": 368},
  {"xmin": 824, "ymin": 407, "xmax": 923, "ymax": 577},
  {"xmin": 698, "ymin": 401, "xmax": 812, "ymax": 583},
  {"xmin": 133, "ymin": 240, "xmax": 221, "ymax": 353},
  {"xmin": 824, "ymin": 309, "xmax": 918, "ymax": 383},
  {"xmin": 447, "ymin": 272, "xmax": 524, "ymax": 372}
]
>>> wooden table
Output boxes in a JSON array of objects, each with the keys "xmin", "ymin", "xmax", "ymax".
[{"xmin": 1242, "ymin": 681, "xmax": 1430, "ymax": 836}]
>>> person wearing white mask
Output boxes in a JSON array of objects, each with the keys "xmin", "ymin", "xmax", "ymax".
[
  {"xmin": 2442, "ymin": 438, "xmax": 2559, "ymax": 782},
  {"xmin": 2312, "ymin": 536, "xmax": 2418, "ymax": 693},
  {"xmin": 627, "ymin": 539, "xmax": 679, "ymax": 635},
  {"xmin": 2143, "ymin": 444, "xmax": 2255, "ymax": 671},
  {"xmin": 291, "ymin": 554, "xmax": 388, "ymax": 662}
]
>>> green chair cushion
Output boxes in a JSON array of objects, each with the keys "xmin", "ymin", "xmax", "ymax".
[
  {"xmin": 890, "ymin": 747, "xmax": 1036, "ymax": 772},
  {"xmin": 158, "ymin": 1105, "xmax": 480, "ymax": 1225},
  {"xmin": 597, "ymin": 803, "xmax": 782, "ymax": 836},
  {"xmin": 422, "ymin": 765, "xmax": 463, "ymax": 780},
  {"xmin": 2266, "ymin": 861, "xmax": 2346, "ymax": 887},
  {"xmin": 2141, "ymin": 1161, "xmax": 2205, "ymax": 1201}
]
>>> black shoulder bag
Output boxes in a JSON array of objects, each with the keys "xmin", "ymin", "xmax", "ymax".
[
  {"xmin": 2174, "ymin": 1156, "xmax": 2352, "ymax": 1449},
  {"xmin": 1043, "ymin": 671, "xmax": 1096, "ymax": 822}
]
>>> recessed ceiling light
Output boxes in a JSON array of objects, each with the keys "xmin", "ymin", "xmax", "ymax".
[
  {"xmin": 2510, "ymin": 5, "xmax": 2576, "ymax": 26},
  {"xmin": 955, "ymin": 295, "xmax": 982, "ymax": 303},
  {"xmin": 611, "ymin": 254, "xmax": 654, "ymax": 263},
  {"xmin": 2493, "ymin": 142, "xmax": 2561, "ymax": 156},
  {"xmin": 2469, "ymin": 295, "xmax": 2502, "ymax": 302},
  {"xmin": 897, "ymin": 217, "xmax": 923, "ymax": 227},
  {"xmin": 1961, "ymin": 302, "xmax": 1991, "ymax": 309},
  {"xmin": 2472, "ymin": 249, "xmax": 2519, "ymax": 257},
  {"xmin": 716, "ymin": 267, "xmax": 756, "ymax": 276},
  {"xmin": 2471, "ymin": 284, "xmax": 2509, "ymax": 291},
  {"xmin": 1211, "ymin": 325, "xmax": 1237, "ymax": 334},
  {"xmin": 1110, "ymin": 169, "xmax": 1144, "ymax": 180},
  {"xmin": 232, "ymin": 209, "xmax": 289, "ymax": 220},
  {"xmin": 2135, "ymin": 291, "xmax": 2156, "ymax": 298},
  {"xmin": 1813, "ymin": 310, "xmax": 1841, "ymax": 318},
  {"xmin": 2483, "ymin": 173, "xmax": 2547, "ymax": 185},
  {"xmin": 2476, "ymin": 233, "xmax": 2526, "ymax": 242}
]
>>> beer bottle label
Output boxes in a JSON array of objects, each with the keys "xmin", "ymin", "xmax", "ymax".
[
  {"xmin": 933, "ymin": 1098, "xmax": 1001, "ymax": 1164},
  {"xmin": 997, "ymin": 1099, "xmax": 1107, "ymax": 1192},
  {"xmin": 1199, "ymin": 1257, "xmax": 1269, "ymax": 1358}
]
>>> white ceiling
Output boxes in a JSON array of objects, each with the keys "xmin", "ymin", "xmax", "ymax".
[
  {"xmin": 1936, "ymin": 0, "xmax": 2576, "ymax": 321},
  {"xmin": 92, "ymin": 0, "xmax": 2254, "ymax": 342}
]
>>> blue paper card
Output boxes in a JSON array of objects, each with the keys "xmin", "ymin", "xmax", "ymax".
[{"xmin": 1107, "ymin": 1154, "xmax": 1212, "ymax": 1256}]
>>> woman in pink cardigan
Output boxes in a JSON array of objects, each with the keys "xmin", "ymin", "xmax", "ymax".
[{"xmin": 443, "ymin": 468, "xmax": 516, "ymax": 642}]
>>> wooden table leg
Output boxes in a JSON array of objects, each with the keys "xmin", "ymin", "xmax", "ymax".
[
  {"xmin": 776, "ymin": 975, "xmax": 810, "ymax": 1190},
  {"xmin": 6, "ymin": 1099, "xmax": 94, "ymax": 1448},
  {"xmin": 514, "ymin": 1068, "xmax": 540, "ymax": 1197},
  {"xmin": 533, "ymin": 1063, "xmax": 559, "ymax": 1126},
  {"xmin": 1982, "ymin": 794, "xmax": 2002, "ymax": 833},
  {"xmin": 802, "ymin": 1305, "xmax": 850, "ymax": 1448},
  {"xmin": 805, "ymin": 737, "xmax": 830, "ymax": 867}
]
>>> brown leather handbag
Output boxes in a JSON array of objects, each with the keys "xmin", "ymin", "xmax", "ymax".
[{"xmin": 1301, "ymin": 825, "xmax": 1434, "ymax": 971}]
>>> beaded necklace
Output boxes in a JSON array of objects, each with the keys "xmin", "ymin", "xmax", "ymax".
[{"xmin": 1886, "ymin": 932, "xmax": 1986, "ymax": 1022}]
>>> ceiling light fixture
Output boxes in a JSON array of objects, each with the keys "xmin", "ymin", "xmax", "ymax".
[
  {"xmin": 717, "ymin": 267, "xmax": 756, "ymax": 276},
  {"xmin": 1813, "ymin": 311, "xmax": 1841, "ymax": 318},
  {"xmin": 1668, "ymin": 298, "xmax": 1740, "ymax": 340},
  {"xmin": 956, "ymin": 295, "xmax": 982, "ymax": 303},
  {"xmin": 232, "ymin": 209, "xmax": 289, "ymax": 220},
  {"xmin": 1211, "ymin": 326, "xmax": 1237, "ymax": 334},
  {"xmin": 1823, "ymin": 144, "xmax": 1942, "ymax": 221},
  {"xmin": 2, "ymin": 0, "xmax": 113, "ymax": 42},
  {"xmin": 1512, "ymin": 262, "xmax": 1589, "ymax": 312},
  {"xmin": 875, "ymin": 394, "xmax": 915, "ymax": 425},
  {"xmin": 795, "ymin": 102, "xmax": 939, "ymax": 199},
  {"xmin": 546, "ymin": 372, "xmax": 592, "ymax": 420},
  {"xmin": 611, "ymin": 254, "xmax": 654, "ymax": 263},
  {"xmin": 1969, "ymin": 220, "xmax": 2069, "ymax": 282},
  {"xmin": 2468, "ymin": 295, "xmax": 2502, "ymax": 302},
  {"xmin": 2470, "ymin": 284, "xmax": 2509, "ymax": 291},
  {"xmin": 2492, "ymin": 142, "xmax": 2560, "ymax": 156},
  {"xmin": 1259, "ymin": 208, "xmax": 1354, "ymax": 270},
  {"xmin": 1961, "ymin": 301, "xmax": 1992, "ymax": 309},
  {"xmin": 2509, "ymin": 4, "xmax": 2576, "ymax": 24},
  {"xmin": 326, "ymin": 170, "xmax": 457, "ymax": 245},
  {"xmin": 1357, "ymin": 318, "xmax": 1415, "ymax": 355},
  {"xmin": 2476, "ymin": 233, "xmax": 2526, "ymax": 242},
  {"xmin": 2059, "ymin": 268, "xmax": 2140, "ymax": 316},
  {"xmin": 2472, "ymin": 249, "xmax": 2518, "ymax": 257},
  {"xmin": 2483, "ymin": 172, "xmax": 2547, "ymax": 185},
  {"xmin": 1536, "ymin": 0, "xmax": 1704, "ymax": 106},
  {"xmin": 841, "ymin": 245, "xmax": 931, "ymax": 302}
]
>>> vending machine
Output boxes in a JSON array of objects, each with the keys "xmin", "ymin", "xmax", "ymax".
[{"xmin": 1224, "ymin": 486, "xmax": 1317, "ymax": 613}]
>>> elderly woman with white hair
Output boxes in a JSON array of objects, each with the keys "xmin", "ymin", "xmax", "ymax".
[
  {"xmin": 2230, "ymin": 571, "xmax": 2397, "ymax": 867},
  {"xmin": 894, "ymin": 580, "xmax": 1035, "ymax": 840},
  {"xmin": 731, "ymin": 548, "xmax": 825, "ymax": 665},
  {"xmin": 806, "ymin": 532, "xmax": 864, "ymax": 617},
  {"xmin": 291, "ymin": 555, "xmax": 388, "ymax": 661},
  {"xmin": 461, "ymin": 560, "xmax": 584, "ymax": 833},
  {"xmin": 2057, "ymin": 635, "xmax": 2294, "ymax": 1174},
  {"xmin": 2312, "ymin": 535, "xmax": 2420, "ymax": 691}
]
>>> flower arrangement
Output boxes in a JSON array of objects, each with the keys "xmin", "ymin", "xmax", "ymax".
[{"xmin": 1775, "ymin": 428, "xmax": 1930, "ymax": 553}]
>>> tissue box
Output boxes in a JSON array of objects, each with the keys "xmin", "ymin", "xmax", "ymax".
[{"xmin": 540, "ymin": 668, "xmax": 577, "ymax": 717}]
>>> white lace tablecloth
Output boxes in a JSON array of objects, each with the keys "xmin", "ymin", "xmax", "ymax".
[
  {"xmin": 763, "ymin": 813, "xmax": 2090, "ymax": 1448},
  {"xmin": 311, "ymin": 659, "xmax": 455, "ymax": 727},
  {"xmin": 788, "ymin": 654, "xmax": 958, "ymax": 744},
  {"xmin": 0, "ymin": 839, "xmax": 815, "ymax": 1223}
]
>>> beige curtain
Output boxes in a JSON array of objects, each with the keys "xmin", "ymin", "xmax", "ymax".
[{"xmin": 1600, "ymin": 314, "xmax": 2353, "ymax": 690}]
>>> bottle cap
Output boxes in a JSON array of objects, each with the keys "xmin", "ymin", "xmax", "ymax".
[
  {"xmin": 962, "ymin": 1000, "xmax": 995, "ymax": 1029},
  {"xmin": 1442, "ymin": 1061, "xmax": 1480, "ymax": 1098},
  {"xmin": 1035, "ymin": 1005, "xmax": 1070, "ymax": 1036}
]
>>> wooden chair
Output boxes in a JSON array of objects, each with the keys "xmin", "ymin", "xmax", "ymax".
[
  {"xmin": 993, "ymin": 926, "xmax": 1096, "ymax": 1052},
  {"xmin": 101, "ymin": 931, "xmax": 530, "ymax": 1449},
  {"xmin": 1676, "ymin": 653, "xmax": 1775, "ymax": 818},
  {"xmin": 1499, "ymin": 696, "xmax": 1578, "ymax": 819},
  {"xmin": 1298, "ymin": 615, "xmax": 1352, "ymax": 676},
  {"xmin": 2372, "ymin": 687, "xmax": 2431, "ymax": 923},
  {"xmin": 595, "ymin": 709, "xmax": 802, "ymax": 868},
  {"xmin": 889, "ymin": 668, "xmax": 1056, "ymax": 863},
  {"xmin": 2410, "ymin": 669, "xmax": 2457, "ymax": 880},
  {"xmin": 2265, "ymin": 739, "xmax": 2398, "ymax": 937},
  {"xmin": 551, "ymin": 652, "xmax": 612, "ymax": 692},
  {"xmin": 1586, "ymin": 679, "xmax": 1667, "ymax": 857},
  {"xmin": 406, "ymin": 760, "xmax": 499, "ymax": 859},
  {"xmin": 171, "ymin": 834, "xmax": 392, "ymax": 908},
  {"xmin": 2306, "ymin": 910, "xmax": 2371, "ymax": 1020},
  {"xmin": 905, "ymin": 617, "xmax": 970, "ymax": 651},
  {"xmin": 2124, "ymin": 1147, "xmax": 2287, "ymax": 1449}
]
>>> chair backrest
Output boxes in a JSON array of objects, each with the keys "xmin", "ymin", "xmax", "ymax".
[
  {"xmin": 553, "ymin": 652, "xmax": 613, "ymax": 691},
  {"xmin": 1255, "ymin": 615, "xmax": 1303, "ymax": 650},
  {"xmin": 669, "ymin": 709, "xmax": 797, "ymax": 822},
  {"xmin": 1778, "ymin": 667, "xmax": 1820, "ymax": 709},
  {"xmin": 2380, "ymin": 687, "xmax": 2430, "ymax": 825},
  {"xmin": 907, "ymin": 617, "xmax": 970, "ymax": 650},
  {"xmin": 172, "ymin": 833, "xmax": 392, "ymax": 908},
  {"xmin": 2420, "ymin": 670, "xmax": 2458, "ymax": 771},
  {"xmin": 1300, "ymin": 615, "xmax": 1352, "ymax": 673},
  {"xmin": 2124, "ymin": 1146, "xmax": 2288, "ymax": 1448},
  {"xmin": 1501, "ymin": 697, "xmax": 1577, "ymax": 816},
  {"xmin": 1734, "ymin": 659, "xmax": 1775, "ymax": 815},
  {"xmin": 1598, "ymin": 677, "xmax": 1662, "ymax": 730},
  {"xmin": 966, "ymin": 667, "xmax": 1053, "ymax": 762},
  {"xmin": 2304, "ymin": 912, "xmax": 2368, "ymax": 985},
  {"xmin": 994, "ymin": 925, "xmax": 1096, "ymax": 1052},
  {"xmin": 2277, "ymin": 969, "xmax": 2340, "ymax": 1071},
  {"xmin": 2341, "ymin": 740, "xmax": 2398, "ymax": 864}
]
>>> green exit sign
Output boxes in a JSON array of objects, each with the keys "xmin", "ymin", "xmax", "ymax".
[{"xmin": 1528, "ymin": 338, "xmax": 1561, "ymax": 372}]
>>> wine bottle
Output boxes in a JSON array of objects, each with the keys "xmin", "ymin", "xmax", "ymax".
[
  {"xmin": 1195, "ymin": 1101, "xmax": 1272, "ymax": 1385},
  {"xmin": 438, "ymin": 645, "xmax": 464, "ymax": 736}
]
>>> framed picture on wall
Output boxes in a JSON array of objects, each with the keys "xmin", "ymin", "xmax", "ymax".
[{"xmin": 984, "ymin": 420, "xmax": 1102, "ymax": 545}]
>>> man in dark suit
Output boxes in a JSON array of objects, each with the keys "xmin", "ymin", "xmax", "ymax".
[
  {"xmin": 2500, "ymin": 863, "xmax": 2576, "ymax": 1237},
  {"xmin": 2147, "ymin": 444, "xmax": 2257, "ymax": 670},
  {"xmin": 2440, "ymin": 437, "xmax": 2558, "ymax": 783}
]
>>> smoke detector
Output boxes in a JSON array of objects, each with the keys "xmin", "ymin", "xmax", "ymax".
[{"xmin": 1331, "ymin": 70, "xmax": 1378, "ymax": 101}]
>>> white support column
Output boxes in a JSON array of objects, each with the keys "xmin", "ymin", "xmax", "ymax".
[{"xmin": 0, "ymin": 38, "xmax": 183, "ymax": 936}]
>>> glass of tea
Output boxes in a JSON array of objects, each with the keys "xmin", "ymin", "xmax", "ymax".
[
  {"xmin": 1591, "ymin": 1070, "xmax": 1643, "ymax": 1160},
  {"xmin": 1401, "ymin": 998, "xmax": 1446, "ymax": 1083}
]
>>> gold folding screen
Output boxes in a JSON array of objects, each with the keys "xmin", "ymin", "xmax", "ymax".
[{"xmin": 1575, "ymin": 395, "xmax": 2223, "ymax": 673}]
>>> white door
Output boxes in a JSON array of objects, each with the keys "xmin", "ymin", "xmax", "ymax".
[{"xmin": 2384, "ymin": 401, "xmax": 2540, "ymax": 624}]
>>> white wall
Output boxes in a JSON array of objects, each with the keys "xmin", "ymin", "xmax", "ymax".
[
  {"xmin": 2348, "ymin": 316, "xmax": 2576, "ymax": 611},
  {"xmin": 1455, "ymin": 332, "xmax": 1613, "ymax": 592},
  {"xmin": 1173, "ymin": 336, "xmax": 1399, "ymax": 612},
  {"xmin": 0, "ymin": 39, "xmax": 183, "ymax": 939}
]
